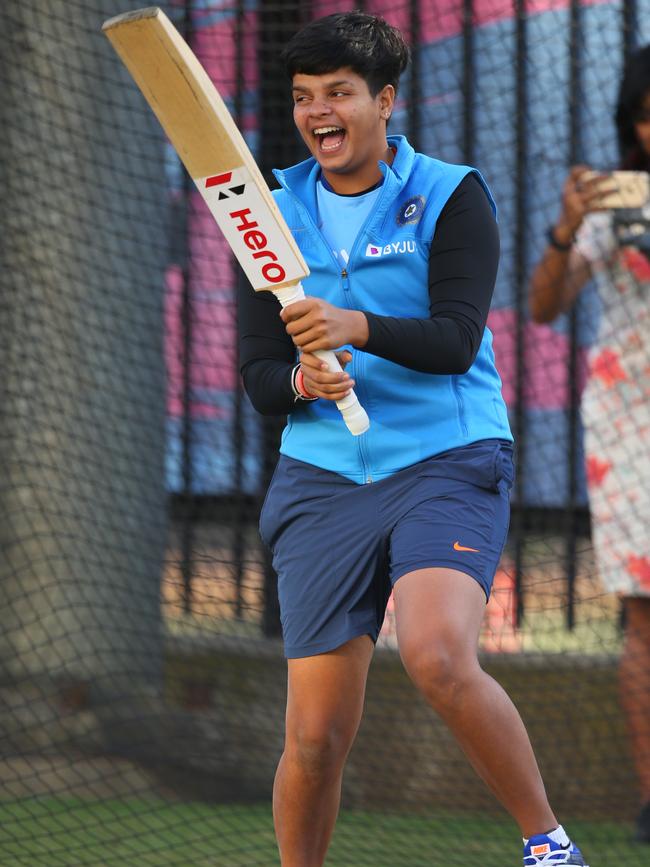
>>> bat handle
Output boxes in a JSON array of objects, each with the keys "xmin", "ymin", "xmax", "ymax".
[{"xmin": 273, "ymin": 284, "xmax": 370, "ymax": 436}]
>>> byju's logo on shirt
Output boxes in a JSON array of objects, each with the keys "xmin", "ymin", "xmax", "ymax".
[{"xmin": 365, "ymin": 241, "xmax": 417, "ymax": 258}]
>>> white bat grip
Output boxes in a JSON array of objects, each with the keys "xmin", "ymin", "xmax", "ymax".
[{"xmin": 273, "ymin": 284, "xmax": 370, "ymax": 436}]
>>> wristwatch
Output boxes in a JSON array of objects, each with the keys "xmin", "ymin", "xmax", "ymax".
[{"xmin": 546, "ymin": 225, "xmax": 573, "ymax": 252}]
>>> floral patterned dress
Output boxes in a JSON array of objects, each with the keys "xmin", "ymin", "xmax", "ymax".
[{"xmin": 575, "ymin": 212, "xmax": 650, "ymax": 596}]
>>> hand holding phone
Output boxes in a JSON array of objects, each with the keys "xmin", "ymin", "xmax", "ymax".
[{"xmin": 583, "ymin": 170, "xmax": 650, "ymax": 209}]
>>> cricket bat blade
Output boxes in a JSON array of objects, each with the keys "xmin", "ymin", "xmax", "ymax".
[{"xmin": 103, "ymin": 6, "xmax": 369, "ymax": 435}]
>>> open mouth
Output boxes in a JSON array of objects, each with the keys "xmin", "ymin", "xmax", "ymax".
[{"xmin": 312, "ymin": 126, "xmax": 346, "ymax": 153}]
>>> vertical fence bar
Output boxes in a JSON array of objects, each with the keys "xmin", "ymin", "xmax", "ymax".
[
  {"xmin": 408, "ymin": 0, "xmax": 421, "ymax": 152},
  {"xmin": 623, "ymin": 0, "xmax": 638, "ymax": 59},
  {"xmin": 513, "ymin": 0, "xmax": 528, "ymax": 626},
  {"xmin": 232, "ymin": 0, "xmax": 247, "ymax": 618},
  {"xmin": 180, "ymin": 0, "xmax": 195, "ymax": 614},
  {"xmin": 565, "ymin": 0, "xmax": 583, "ymax": 630},
  {"xmin": 462, "ymin": 0, "xmax": 475, "ymax": 165},
  {"xmin": 257, "ymin": 0, "xmax": 305, "ymax": 637}
]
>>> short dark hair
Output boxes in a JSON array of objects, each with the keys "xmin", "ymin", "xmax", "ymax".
[
  {"xmin": 281, "ymin": 11, "xmax": 410, "ymax": 98},
  {"xmin": 615, "ymin": 44, "xmax": 650, "ymax": 170}
]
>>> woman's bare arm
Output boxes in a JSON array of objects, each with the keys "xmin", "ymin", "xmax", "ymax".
[{"xmin": 528, "ymin": 165, "xmax": 604, "ymax": 323}]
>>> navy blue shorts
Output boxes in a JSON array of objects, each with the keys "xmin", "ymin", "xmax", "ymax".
[{"xmin": 259, "ymin": 439, "xmax": 514, "ymax": 658}]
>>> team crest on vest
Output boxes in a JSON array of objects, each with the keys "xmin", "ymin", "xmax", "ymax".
[{"xmin": 397, "ymin": 195, "xmax": 425, "ymax": 225}]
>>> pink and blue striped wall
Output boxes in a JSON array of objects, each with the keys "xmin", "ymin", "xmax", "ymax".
[{"xmin": 164, "ymin": 0, "xmax": 649, "ymax": 505}]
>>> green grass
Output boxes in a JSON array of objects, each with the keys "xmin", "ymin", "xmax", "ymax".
[
  {"xmin": 0, "ymin": 798, "xmax": 647, "ymax": 866},
  {"xmin": 517, "ymin": 609, "xmax": 622, "ymax": 655}
]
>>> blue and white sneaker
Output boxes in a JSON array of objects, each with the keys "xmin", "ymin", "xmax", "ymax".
[{"xmin": 523, "ymin": 834, "xmax": 589, "ymax": 866}]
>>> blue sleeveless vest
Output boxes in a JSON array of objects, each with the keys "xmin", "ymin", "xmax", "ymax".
[{"xmin": 271, "ymin": 135, "xmax": 512, "ymax": 484}]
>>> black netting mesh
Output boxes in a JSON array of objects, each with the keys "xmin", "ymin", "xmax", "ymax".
[{"xmin": 1, "ymin": 1, "xmax": 649, "ymax": 865}]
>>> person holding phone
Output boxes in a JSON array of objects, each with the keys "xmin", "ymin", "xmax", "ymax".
[{"xmin": 528, "ymin": 44, "xmax": 650, "ymax": 844}]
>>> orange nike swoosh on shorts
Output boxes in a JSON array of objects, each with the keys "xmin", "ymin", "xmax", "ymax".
[{"xmin": 453, "ymin": 541, "xmax": 480, "ymax": 552}]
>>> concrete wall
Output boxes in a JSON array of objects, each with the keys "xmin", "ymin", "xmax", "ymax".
[{"xmin": 165, "ymin": 635, "xmax": 635, "ymax": 821}]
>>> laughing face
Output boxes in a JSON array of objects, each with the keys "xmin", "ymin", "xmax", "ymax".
[{"xmin": 291, "ymin": 68, "xmax": 395, "ymax": 194}]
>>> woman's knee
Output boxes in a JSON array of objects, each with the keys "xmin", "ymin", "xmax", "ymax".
[
  {"xmin": 285, "ymin": 719, "xmax": 356, "ymax": 776},
  {"xmin": 282, "ymin": 639, "xmax": 372, "ymax": 778},
  {"xmin": 624, "ymin": 597, "xmax": 650, "ymax": 642},
  {"xmin": 400, "ymin": 639, "xmax": 479, "ymax": 710}
]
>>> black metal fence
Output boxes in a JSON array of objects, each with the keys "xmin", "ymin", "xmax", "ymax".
[{"xmin": 170, "ymin": 0, "xmax": 644, "ymax": 633}]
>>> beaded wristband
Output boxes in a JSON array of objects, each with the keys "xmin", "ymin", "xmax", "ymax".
[
  {"xmin": 291, "ymin": 364, "xmax": 318, "ymax": 401},
  {"xmin": 296, "ymin": 368, "xmax": 317, "ymax": 399}
]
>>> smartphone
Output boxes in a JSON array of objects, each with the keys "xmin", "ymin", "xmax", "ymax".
[{"xmin": 584, "ymin": 170, "xmax": 650, "ymax": 208}]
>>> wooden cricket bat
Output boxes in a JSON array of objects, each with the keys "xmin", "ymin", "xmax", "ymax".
[{"xmin": 102, "ymin": 6, "xmax": 369, "ymax": 435}]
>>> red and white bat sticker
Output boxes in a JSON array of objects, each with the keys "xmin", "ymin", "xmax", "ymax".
[{"xmin": 196, "ymin": 166, "xmax": 306, "ymax": 291}]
